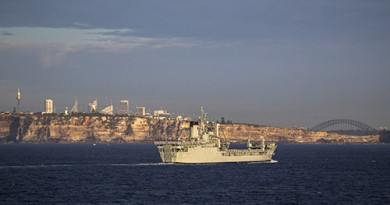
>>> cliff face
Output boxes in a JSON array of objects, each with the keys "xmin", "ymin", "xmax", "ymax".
[
  {"xmin": 0, "ymin": 114, "xmax": 190, "ymax": 144},
  {"xmin": 219, "ymin": 124, "xmax": 380, "ymax": 144},
  {"xmin": 0, "ymin": 113, "xmax": 385, "ymax": 144}
]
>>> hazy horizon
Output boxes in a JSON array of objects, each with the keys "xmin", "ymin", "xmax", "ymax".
[{"xmin": 1, "ymin": 1, "xmax": 389, "ymax": 128}]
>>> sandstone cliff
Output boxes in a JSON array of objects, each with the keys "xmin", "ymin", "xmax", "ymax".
[{"xmin": 0, "ymin": 113, "xmax": 387, "ymax": 144}]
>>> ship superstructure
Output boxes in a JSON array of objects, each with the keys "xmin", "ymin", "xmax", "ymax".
[{"xmin": 154, "ymin": 106, "xmax": 277, "ymax": 164}]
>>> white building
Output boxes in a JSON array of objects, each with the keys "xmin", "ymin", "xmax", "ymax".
[
  {"xmin": 154, "ymin": 110, "xmax": 166, "ymax": 117},
  {"xmin": 71, "ymin": 97, "xmax": 78, "ymax": 113},
  {"xmin": 136, "ymin": 107, "xmax": 145, "ymax": 116},
  {"xmin": 89, "ymin": 99, "xmax": 98, "ymax": 113},
  {"xmin": 154, "ymin": 109, "xmax": 171, "ymax": 119},
  {"xmin": 118, "ymin": 100, "xmax": 129, "ymax": 114},
  {"xmin": 44, "ymin": 99, "xmax": 53, "ymax": 114},
  {"xmin": 101, "ymin": 105, "xmax": 114, "ymax": 115}
]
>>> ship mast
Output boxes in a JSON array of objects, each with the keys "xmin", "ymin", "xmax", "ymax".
[{"xmin": 200, "ymin": 105, "xmax": 205, "ymax": 136}]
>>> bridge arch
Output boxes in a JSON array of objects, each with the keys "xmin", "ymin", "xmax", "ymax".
[{"xmin": 310, "ymin": 119, "xmax": 376, "ymax": 131}]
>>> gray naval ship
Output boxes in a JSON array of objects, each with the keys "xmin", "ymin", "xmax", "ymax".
[{"xmin": 154, "ymin": 106, "xmax": 277, "ymax": 164}]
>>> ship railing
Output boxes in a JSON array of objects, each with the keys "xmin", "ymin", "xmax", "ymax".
[
  {"xmin": 154, "ymin": 141, "xmax": 197, "ymax": 145},
  {"xmin": 227, "ymin": 149, "xmax": 264, "ymax": 153}
]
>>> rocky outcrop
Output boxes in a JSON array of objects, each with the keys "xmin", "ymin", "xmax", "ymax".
[{"xmin": 0, "ymin": 113, "xmax": 385, "ymax": 144}]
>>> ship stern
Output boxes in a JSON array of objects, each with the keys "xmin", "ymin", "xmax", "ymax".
[{"xmin": 156, "ymin": 144, "xmax": 177, "ymax": 163}]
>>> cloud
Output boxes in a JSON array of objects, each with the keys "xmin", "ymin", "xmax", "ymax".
[
  {"xmin": 0, "ymin": 26, "xmax": 231, "ymax": 68},
  {"xmin": 90, "ymin": 30, "xmax": 135, "ymax": 37},
  {"xmin": 72, "ymin": 22, "xmax": 92, "ymax": 29},
  {"xmin": 0, "ymin": 26, "xmax": 220, "ymax": 49},
  {"xmin": 0, "ymin": 41, "xmax": 81, "ymax": 68},
  {"xmin": 1, "ymin": 31, "xmax": 14, "ymax": 36},
  {"xmin": 0, "ymin": 38, "xmax": 205, "ymax": 69},
  {"xmin": 96, "ymin": 36, "xmax": 207, "ymax": 49},
  {"xmin": 40, "ymin": 45, "xmax": 75, "ymax": 68},
  {"xmin": 0, "ymin": 27, "xmax": 137, "ymax": 45}
]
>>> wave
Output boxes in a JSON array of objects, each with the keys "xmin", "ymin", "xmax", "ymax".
[
  {"xmin": 110, "ymin": 163, "xmax": 174, "ymax": 166},
  {"xmin": 0, "ymin": 163, "xmax": 174, "ymax": 169},
  {"xmin": 0, "ymin": 160, "xmax": 277, "ymax": 169},
  {"xmin": 248, "ymin": 159, "xmax": 279, "ymax": 164},
  {"xmin": 0, "ymin": 164, "xmax": 73, "ymax": 169}
]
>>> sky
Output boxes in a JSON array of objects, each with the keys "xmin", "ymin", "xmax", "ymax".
[{"xmin": 0, "ymin": 0, "xmax": 389, "ymax": 128}]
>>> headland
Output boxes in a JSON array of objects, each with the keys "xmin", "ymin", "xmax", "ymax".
[{"xmin": 0, "ymin": 113, "xmax": 388, "ymax": 144}]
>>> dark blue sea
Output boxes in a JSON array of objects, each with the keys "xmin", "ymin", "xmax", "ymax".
[{"xmin": 1, "ymin": 144, "xmax": 389, "ymax": 204}]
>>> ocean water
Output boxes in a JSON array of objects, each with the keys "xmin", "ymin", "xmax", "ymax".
[{"xmin": 0, "ymin": 144, "xmax": 389, "ymax": 204}]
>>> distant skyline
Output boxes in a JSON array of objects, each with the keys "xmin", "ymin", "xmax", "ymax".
[{"xmin": 1, "ymin": 0, "xmax": 389, "ymax": 128}]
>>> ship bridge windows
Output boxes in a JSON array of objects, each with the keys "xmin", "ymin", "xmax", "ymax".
[{"xmin": 172, "ymin": 147, "xmax": 187, "ymax": 152}]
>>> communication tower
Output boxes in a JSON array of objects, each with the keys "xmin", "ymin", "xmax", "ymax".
[{"xmin": 16, "ymin": 88, "xmax": 21, "ymax": 113}]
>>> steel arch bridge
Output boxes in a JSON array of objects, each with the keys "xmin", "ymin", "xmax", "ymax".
[{"xmin": 310, "ymin": 119, "xmax": 376, "ymax": 131}]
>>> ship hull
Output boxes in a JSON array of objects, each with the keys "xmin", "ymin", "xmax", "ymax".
[{"xmin": 157, "ymin": 144, "xmax": 276, "ymax": 164}]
